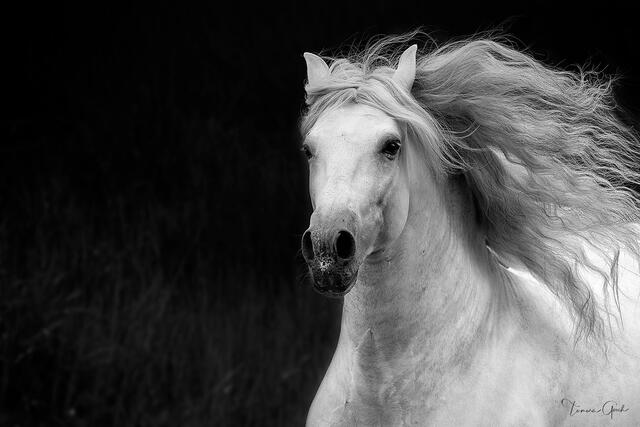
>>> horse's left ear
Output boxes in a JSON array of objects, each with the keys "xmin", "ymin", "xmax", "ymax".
[{"xmin": 393, "ymin": 44, "xmax": 418, "ymax": 92}]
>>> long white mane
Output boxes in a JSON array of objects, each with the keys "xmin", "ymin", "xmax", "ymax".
[{"xmin": 300, "ymin": 32, "xmax": 640, "ymax": 343}]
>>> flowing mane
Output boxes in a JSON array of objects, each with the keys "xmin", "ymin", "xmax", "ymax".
[{"xmin": 300, "ymin": 32, "xmax": 640, "ymax": 343}]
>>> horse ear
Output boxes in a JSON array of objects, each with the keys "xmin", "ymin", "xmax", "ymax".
[
  {"xmin": 393, "ymin": 44, "xmax": 417, "ymax": 92},
  {"xmin": 303, "ymin": 52, "xmax": 330, "ymax": 87}
]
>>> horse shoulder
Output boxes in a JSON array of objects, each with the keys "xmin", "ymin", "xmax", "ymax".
[{"xmin": 507, "ymin": 263, "xmax": 640, "ymax": 425}]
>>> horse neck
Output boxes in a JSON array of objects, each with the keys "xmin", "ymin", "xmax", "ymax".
[{"xmin": 339, "ymin": 175, "xmax": 513, "ymax": 373}]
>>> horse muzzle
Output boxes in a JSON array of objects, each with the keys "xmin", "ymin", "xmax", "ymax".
[{"xmin": 301, "ymin": 226, "xmax": 359, "ymax": 296}]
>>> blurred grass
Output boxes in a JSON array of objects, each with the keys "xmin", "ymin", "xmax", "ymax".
[
  {"xmin": 1, "ymin": 102, "xmax": 341, "ymax": 425},
  {"xmin": 1, "ymin": 258, "xmax": 339, "ymax": 426}
]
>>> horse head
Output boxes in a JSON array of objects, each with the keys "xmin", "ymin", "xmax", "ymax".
[{"xmin": 300, "ymin": 46, "xmax": 422, "ymax": 296}]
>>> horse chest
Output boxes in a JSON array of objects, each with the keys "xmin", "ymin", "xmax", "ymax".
[
  {"xmin": 308, "ymin": 334, "xmax": 571, "ymax": 426},
  {"xmin": 308, "ymin": 366, "xmax": 560, "ymax": 427}
]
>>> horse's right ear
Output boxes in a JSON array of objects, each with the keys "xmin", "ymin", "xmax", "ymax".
[
  {"xmin": 393, "ymin": 44, "xmax": 417, "ymax": 92},
  {"xmin": 303, "ymin": 52, "xmax": 330, "ymax": 87}
]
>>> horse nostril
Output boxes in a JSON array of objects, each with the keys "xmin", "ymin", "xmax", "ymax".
[
  {"xmin": 302, "ymin": 230, "xmax": 314, "ymax": 260},
  {"xmin": 335, "ymin": 230, "xmax": 356, "ymax": 260}
]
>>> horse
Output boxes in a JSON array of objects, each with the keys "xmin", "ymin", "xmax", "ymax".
[{"xmin": 298, "ymin": 33, "xmax": 640, "ymax": 426}]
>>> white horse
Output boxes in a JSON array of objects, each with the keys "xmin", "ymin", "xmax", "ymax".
[{"xmin": 299, "ymin": 35, "xmax": 640, "ymax": 426}]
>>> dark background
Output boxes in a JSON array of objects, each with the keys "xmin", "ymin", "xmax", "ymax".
[{"xmin": 2, "ymin": 2, "xmax": 639, "ymax": 426}]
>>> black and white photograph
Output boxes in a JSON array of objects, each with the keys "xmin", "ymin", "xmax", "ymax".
[{"xmin": 3, "ymin": 2, "xmax": 640, "ymax": 426}]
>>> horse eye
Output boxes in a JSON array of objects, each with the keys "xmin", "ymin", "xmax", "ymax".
[
  {"xmin": 301, "ymin": 144, "xmax": 313, "ymax": 160},
  {"xmin": 381, "ymin": 139, "xmax": 401, "ymax": 159}
]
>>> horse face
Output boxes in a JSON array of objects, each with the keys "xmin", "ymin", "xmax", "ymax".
[{"xmin": 301, "ymin": 103, "xmax": 410, "ymax": 296}]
